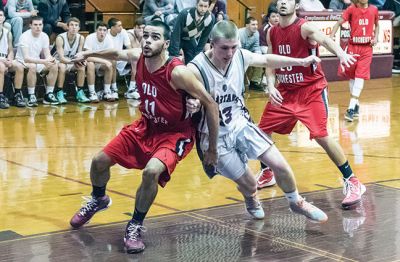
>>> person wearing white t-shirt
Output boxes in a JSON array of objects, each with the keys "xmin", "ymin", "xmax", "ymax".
[
  {"xmin": 54, "ymin": 17, "xmax": 90, "ymax": 104},
  {"xmin": 108, "ymin": 18, "xmax": 131, "ymax": 100},
  {"xmin": 83, "ymin": 22, "xmax": 114, "ymax": 102},
  {"xmin": 0, "ymin": 9, "xmax": 25, "ymax": 109},
  {"xmin": 16, "ymin": 16, "xmax": 59, "ymax": 106},
  {"xmin": 126, "ymin": 16, "xmax": 145, "ymax": 100}
]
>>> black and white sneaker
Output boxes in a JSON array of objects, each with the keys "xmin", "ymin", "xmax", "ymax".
[
  {"xmin": 13, "ymin": 92, "xmax": 26, "ymax": 107},
  {"xmin": 43, "ymin": 92, "xmax": 60, "ymax": 105},
  {"xmin": 0, "ymin": 93, "xmax": 9, "ymax": 109},
  {"xmin": 27, "ymin": 94, "xmax": 38, "ymax": 107}
]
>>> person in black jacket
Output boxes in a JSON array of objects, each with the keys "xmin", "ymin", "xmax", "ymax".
[{"xmin": 38, "ymin": 0, "xmax": 70, "ymax": 41}]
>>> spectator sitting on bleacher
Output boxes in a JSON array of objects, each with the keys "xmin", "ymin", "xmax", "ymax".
[
  {"xmin": 83, "ymin": 22, "xmax": 114, "ymax": 102},
  {"xmin": 37, "ymin": 0, "xmax": 70, "ymax": 43},
  {"xmin": 0, "ymin": 8, "xmax": 25, "ymax": 109},
  {"xmin": 6, "ymin": 0, "xmax": 37, "ymax": 46},
  {"xmin": 238, "ymin": 17, "xmax": 263, "ymax": 90},
  {"xmin": 210, "ymin": 0, "xmax": 226, "ymax": 16},
  {"xmin": 16, "ymin": 16, "xmax": 59, "ymax": 106},
  {"xmin": 53, "ymin": 17, "xmax": 90, "ymax": 104},
  {"xmin": 299, "ymin": 0, "xmax": 326, "ymax": 11},
  {"xmin": 329, "ymin": 0, "xmax": 351, "ymax": 11},
  {"xmin": 143, "ymin": 0, "xmax": 177, "ymax": 27},
  {"xmin": 126, "ymin": 16, "xmax": 145, "ymax": 100},
  {"xmin": 169, "ymin": 0, "xmax": 215, "ymax": 64},
  {"xmin": 107, "ymin": 17, "xmax": 131, "ymax": 101}
]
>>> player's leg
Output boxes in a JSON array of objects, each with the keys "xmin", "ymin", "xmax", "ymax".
[
  {"xmin": 70, "ymin": 150, "xmax": 114, "ymax": 228},
  {"xmin": 0, "ymin": 62, "xmax": 9, "ymax": 109},
  {"xmin": 43, "ymin": 62, "xmax": 59, "ymax": 105},
  {"xmin": 10, "ymin": 61, "xmax": 26, "ymax": 107},
  {"xmin": 56, "ymin": 63, "xmax": 68, "ymax": 104},
  {"xmin": 125, "ymin": 57, "xmax": 140, "ymax": 99},
  {"xmin": 86, "ymin": 61, "xmax": 99, "ymax": 102},
  {"xmin": 75, "ymin": 64, "xmax": 90, "ymax": 103},
  {"xmin": 25, "ymin": 63, "xmax": 38, "ymax": 107},
  {"xmin": 99, "ymin": 61, "xmax": 114, "ymax": 102},
  {"xmin": 258, "ymin": 145, "xmax": 328, "ymax": 222}
]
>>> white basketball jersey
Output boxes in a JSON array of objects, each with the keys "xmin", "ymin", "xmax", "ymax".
[
  {"xmin": 0, "ymin": 28, "xmax": 9, "ymax": 58},
  {"xmin": 54, "ymin": 32, "xmax": 81, "ymax": 60},
  {"xmin": 190, "ymin": 50, "xmax": 250, "ymax": 136}
]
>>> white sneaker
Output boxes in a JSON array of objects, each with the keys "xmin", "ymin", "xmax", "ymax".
[
  {"xmin": 111, "ymin": 88, "xmax": 119, "ymax": 100},
  {"xmin": 125, "ymin": 88, "xmax": 140, "ymax": 100},
  {"xmin": 103, "ymin": 92, "xmax": 115, "ymax": 102},
  {"xmin": 88, "ymin": 92, "xmax": 99, "ymax": 103}
]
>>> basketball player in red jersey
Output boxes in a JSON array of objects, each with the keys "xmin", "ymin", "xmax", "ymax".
[
  {"xmin": 331, "ymin": 0, "xmax": 379, "ymax": 122},
  {"xmin": 69, "ymin": 20, "xmax": 219, "ymax": 254},
  {"xmin": 256, "ymin": 0, "xmax": 366, "ymax": 210}
]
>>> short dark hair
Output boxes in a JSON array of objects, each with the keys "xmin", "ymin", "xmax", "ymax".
[
  {"xmin": 96, "ymin": 22, "xmax": 108, "ymax": 30},
  {"xmin": 67, "ymin": 17, "xmax": 80, "ymax": 26},
  {"xmin": 145, "ymin": 20, "xmax": 171, "ymax": 40},
  {"xmin": 245, "ymin": 17, "xmax": 257, "ymax": 25},
  {"xmin": 267, "ymin": 6, "xmax": 279, "ymax": 18},
  {"xmin": 135, "ymin": 16, "xmax": 145, "ymax": 27},
  {"xmin": 197, "ymin": 0, "xmax": 211, "ymax": 4},
  {"xmin": 30, "ymin": 16, "xmax": 43, "ymax": 24},
  {"xmin": 108, "ymin": 17, "xmax": 120, "ymax": 28}
]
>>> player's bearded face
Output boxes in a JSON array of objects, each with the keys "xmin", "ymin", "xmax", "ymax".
[
  {"xmin": 277, "ymin": 0, "xmax": 297, "ymax": 16},
  {"xmin": 142, "ymin": 27, "xmax": 167, "ymax": 58}
]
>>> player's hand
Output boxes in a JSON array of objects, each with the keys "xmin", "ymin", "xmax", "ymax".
[
  {"xmin": 338, "ymin": 51, "xmax": 358, "ymax": 72},
  {"xmin": 267, "ymin": 86, "xmax": 283, "ymax": 107},
  {"xmin": 74, "ymin": 60, "xmax": 86, "ymax": 68},
  {"xmin": 72, "ymin": 52, "xmax": 86, "ymax": 63},
  {"xmin": 370, "ymin": 38, "xmax": 378, "ymax": 46},
  {"xmin": 186, "ymin": 98, "xmax": 201, "ymax": 114},
  {"xmin": 4, "ymin": 59, "xmax": 12, "ymax": 67},
  {"xmin": 301, "ymin": 55, "xmax": 321, "ymax": 67},
  {"xmin": 203, "ymin": 148, "xmax": 218, "ymax": 167}
]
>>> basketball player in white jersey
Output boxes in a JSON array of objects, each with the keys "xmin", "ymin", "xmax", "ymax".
[
  {"xmin": 0, "ymin": 9, "xmax": 25, "ymax": 109},
  {"xmin": 84, "ymin": 22, "xmax": 114, "ymax": 102},
  {"xmin": 107, "ymin": 17, "xmax": 131, "ymax": 100},
  {"xmin": 54, "ymin": 17, "xmax": 90, "ymax": 104},
  {"xmin": 16, "ymin": 16, "xmax": 59, "ymax": 106},
  {"xmin": 188, "ymin": 20, "xmax": 328, "ymax": 222}
]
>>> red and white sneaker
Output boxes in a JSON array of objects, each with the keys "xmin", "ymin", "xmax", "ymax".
[
  {"xmin": 256, "ymin": 168, "xmax": 276, "ymax": 189},
  {"xmin": 342, "ymin": 176, "xmax": 366, "ymax": 209}
]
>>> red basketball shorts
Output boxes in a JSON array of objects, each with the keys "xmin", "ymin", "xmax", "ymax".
[
  {"xmin": 338, "ymin": 44, "xmax": 373, "ymax": 80},
  {"xmin": 103, "ymin": 117, "xmax": 195, "ymax": 187},
  {"xmin": 259, "ymin": 83, "xmax": 329, "ymax": 139}
]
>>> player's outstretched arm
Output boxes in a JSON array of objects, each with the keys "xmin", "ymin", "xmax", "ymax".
[
  {"xmin": 171, "ymin": 65, "xmax": 219, "ymax": 167},
  {"xmin": 73, "ymin": 48, "xmax": 141, "ymax": 62},
  {"xmin": 243, "ymin": 48, "xmax": 321, "ymax": 69}
]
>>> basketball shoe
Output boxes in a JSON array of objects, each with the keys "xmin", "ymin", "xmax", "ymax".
[
  {"xmin": 344, "ymin": 108, "xmax": 355, "ymax": 122},
  {"xmin": 342, "ymin": 176, "xmax": 366, "ymax": 209},
  {"xmin": 256, "ymin": 168, "xmax": 276, "ymax": 189},
  {"xmin": 70, "ymin": 195, "xmax": 112, "ymax": 228},
  {"xmin": 353, "ymin": 104, "xmax": 360, "ymax": 119},
  {"xmin": 289, "ymin": 197, "xmax": 328, "ymax": 223},
  {"xmin": 124, "ymin": 220, "xmax": 147, "ymax": 253},
  {"xmin": 244, "ymin": 195, "xmax": 265, "ymax": 219}
]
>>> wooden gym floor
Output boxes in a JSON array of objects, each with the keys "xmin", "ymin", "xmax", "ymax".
[{"xmin": 0, "ymin": 76, "xmax": 400, "ymax": 261}]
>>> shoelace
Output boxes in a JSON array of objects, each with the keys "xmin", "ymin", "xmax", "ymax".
[
  {"xmin": 343, "ymin": 179, "xmax": 357, "ymax": 197},
  {"xmin": 126, "ymin": 223, "xmax": 147, "ymax": 241},
  {"xmin": 79, "ymin": 196, "xmax": 99, "ymax": 216},
  {"xmin": 245, "ymin": 196, "xmax": 260, "ymax": 210}
]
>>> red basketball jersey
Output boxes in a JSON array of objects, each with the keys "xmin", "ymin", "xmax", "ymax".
[
  {"xmin": 269, "ymin": 18, "xmax": 327, "ymax": 90},
  {"xmin": 136, "ymin": 55, "xmax": 193, "ymax": 132},
  {"xmin": 342, "ymin": 4, "xmax": 379, "ymax": 45}
]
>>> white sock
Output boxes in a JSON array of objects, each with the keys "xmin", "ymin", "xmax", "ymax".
[
  {"xmin": 104, "ymin": 84, "xmax": 111, "ymax": 93},
  {"xmin": 28, "ymin": 87, "xmax": 35, "ymax": 95},
  {"xmin": 349, "ymin": 79, "xmax": 354, "ymax": 93},
  {"xmin": 46, "ymin": 86, "xmax": 54, "ymax": 94},
  {"xmin": 285, "ymin": 190, "xmax": 301, "ymax": 203},
  {"xmin": 348, "ymin": 97, "xmax": 358, "ymax": 110},
  {"xmin": 111, "ymin": 82, "xmax": 117, "ymax": 90},
  {"xmin": 351, "ymin": 78, "xmax": 364, "ymax": 97},
  {"xmin": 88, "ymin": 85, "xmax": 95, "ymax": 93},
  {"xmin": 129, "ymin": 81, "xmax": 136, "ymax": 90}
]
